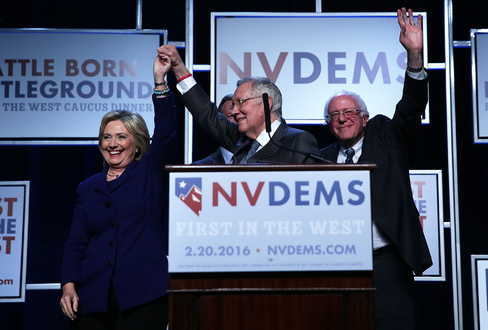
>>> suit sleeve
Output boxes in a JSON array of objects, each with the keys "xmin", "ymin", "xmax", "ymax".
[
  {"xmin": 150, "ymin": 93, "xmax": 176, "ymax": 169},
  {"xmin": 387, "ymin": 71, "xmax": 429, "ymax": 150},
  {"xmin": 180, "ymin": 84, "xmax": 241, "ymax": 152},
  {"xmin": 60, "ymin": 183, "xmax": 90, "ymax": 287}
]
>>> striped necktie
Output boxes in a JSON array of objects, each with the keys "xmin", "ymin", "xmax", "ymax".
[
  {"xmin": 240, "ymin": 140, "xmax": 260, "ymax": 164},
  {"xmin": 345, "ymin": 148, "xmax": 355, "ymax": 164}
]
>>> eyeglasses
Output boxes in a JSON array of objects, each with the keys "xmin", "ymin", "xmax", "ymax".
[
  {"xmin": 230, "ymin": 96, "xmax": 261, "ymax": 110},
  {"xmin": 326, "ymin": 109, "xmax": 363, "ymax": 122}
]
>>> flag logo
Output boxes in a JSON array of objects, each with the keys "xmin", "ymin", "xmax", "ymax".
[{"xmin": 175, "ymin": 178, "xmax": 202, "ymax": 216}]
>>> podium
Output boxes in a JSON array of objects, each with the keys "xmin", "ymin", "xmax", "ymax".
[{"xmin": 166, "ymin": 164, "xmax": 376, "ymax": 330}]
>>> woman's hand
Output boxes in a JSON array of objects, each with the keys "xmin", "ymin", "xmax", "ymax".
[
  {"xmin": 154, "ymin": 47, "xmax": 171, "ymax": 83},
  {"xmin": 60, "ymin": 282, "xmax": 79, "ymax": 321}
]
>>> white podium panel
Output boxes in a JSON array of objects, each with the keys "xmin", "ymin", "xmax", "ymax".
[{"xmin": 168, "ymin": 167, "xmax": 372, "ymax": 273}]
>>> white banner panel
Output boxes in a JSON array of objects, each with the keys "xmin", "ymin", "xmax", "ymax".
[
  {"xmin": 410, "ymin": 170, "xmax": 445, "ymax": 281},
  {"xmin": 212, "ymin": 13, "xmax": 429, "ymax": 124},
  {"xmin": 0, "ymin": 181, "xmax": 29, "ymax": 303},
  {"xmin": 471, "ymin": 29, "xmax": 488, "ymax": 143},
  {"xmin": 0, "ymin": 29, "xmax": 166, "ymax": 143},
  {"xmin": 471, "ymin": 255, "xmax": 488, "ymax": 330},
  {"xmin": 169, "ymin": 169, "xmax": 372, "ymax": 273}
]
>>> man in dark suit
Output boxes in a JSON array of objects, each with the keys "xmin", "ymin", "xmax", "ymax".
[
  {"xmin": 193, "ymin": 94, "xmax": 235, "ymax": 164},
  {"xmin": 319, "ymin": 8, "xmax": 432, "ymax": 330},
  {"xmin": 158, "ymin": 45, "xmax": 320, "ymax": 164}
]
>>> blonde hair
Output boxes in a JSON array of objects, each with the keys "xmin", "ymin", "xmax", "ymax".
[{"xmin": 98, "ymin": 110, "xmax": 150, "ymax": 161}]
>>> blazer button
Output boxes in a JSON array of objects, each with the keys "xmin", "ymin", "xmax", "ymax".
[
  {"xmin": 111, "ymin": 220, "xmax": 117, "ymax": 227},
  {"xmin": 108, "ymin": 260, "xmax": 114, "ymax": 267},
  {"xmin": 110, "ymin": 241, "xmax": 116, "ymax": 247},
  {"xmin": 105, "ymin": 202, "xmax": 112, "ymax": 207}
]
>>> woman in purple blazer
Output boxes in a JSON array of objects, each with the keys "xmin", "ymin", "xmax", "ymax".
[{"xmin": 59, "ymin": 49, "xmax": 175, "ymax": 329}]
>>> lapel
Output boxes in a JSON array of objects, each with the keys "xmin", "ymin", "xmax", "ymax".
[
  {"xmin": 232, "ymin": 137, "xmax": 254, "ymax": 163},
  {"xmin": 247, "ymin": 121, "xmax": 288, "ymax": 163},
  {"xmin": 92, "ymin": 171, "xmax": 110, "ymax": 197},
  {"xmin": 95, "ymin": 161, "xmax": 139, "ymax": 194},
  {"xmin": 320, "ymin": 142, "xmax": 341, "ymax": 163},
  {"xmin": 214, "ymin": 149, "xmax": 226, "ymax": 164},
  {"xmin": 356, "ymin": 124, "xmax": 371, "ymax": 163}
]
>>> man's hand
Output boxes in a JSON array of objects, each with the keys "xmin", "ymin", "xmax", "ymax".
[
  {"xmin": 397, "ymin": 7, "xmax": 423, "ymax": 69},
  {"xmin": 157, "ymin": 44, "xmax": 191, "ymax": 80}
]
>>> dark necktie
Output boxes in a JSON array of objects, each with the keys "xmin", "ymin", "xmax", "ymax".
[
  {"xmin": 345, "ymin": 148, "xmax": 355, "ymax": 164},
  {"xmin": 240, "ymin": 140, "xmax": 260, "ymax": 164}
]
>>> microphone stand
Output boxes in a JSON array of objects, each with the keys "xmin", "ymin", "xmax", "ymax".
[{"xmin": 262, "ymin": 93, "xmax": 333, "ymax": 164}]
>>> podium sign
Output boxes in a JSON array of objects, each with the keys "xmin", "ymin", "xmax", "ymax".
[{"xmin": 169, "ymin": 167, "xmax": 372, "ymax": 273}]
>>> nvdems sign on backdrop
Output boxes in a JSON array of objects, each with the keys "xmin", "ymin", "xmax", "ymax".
[
  {"xmin": 471, "ymin": 29, "xmax": 488, "ymax": 143},
  {"xmin": 0, "ymin": 29, "xmax": 166, "ymax": 141},
  {"xmin": 168, "ymin": 169, "xmax": 373, "ymax": 273},
  {"xmin": 211, "ymin": 13, "xmax": 429, "ymax": 124}
]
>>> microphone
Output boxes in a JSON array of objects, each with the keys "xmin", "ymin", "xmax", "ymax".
[
  {"xmin": 263, "ymin": 93, "xmax": 272, "ymax": 133},
  {"xmin": 261, "ymin": 93, "xmax": 333, "ymax": 164}
]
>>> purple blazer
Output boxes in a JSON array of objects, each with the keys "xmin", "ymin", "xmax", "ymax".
[{"xmin": 61, "ymin": 94, "xmax": 176, "ymax": 315}]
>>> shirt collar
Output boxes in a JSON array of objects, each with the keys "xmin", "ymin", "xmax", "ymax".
[
  {"xmin": 220, "ymin": 146, "xmax": 234, "ymax": 164},
  {"xmin": 338, "ymin": 137, "xmax": 364, "ymax": 163},
  {"xmin": 254, "ymin": 119, "xmax": 281, "ymax": 151}
]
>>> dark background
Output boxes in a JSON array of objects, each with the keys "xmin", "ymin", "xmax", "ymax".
[{"xmin": 1, "ymin": 1, "xmax": 487, "ymax": 329}]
